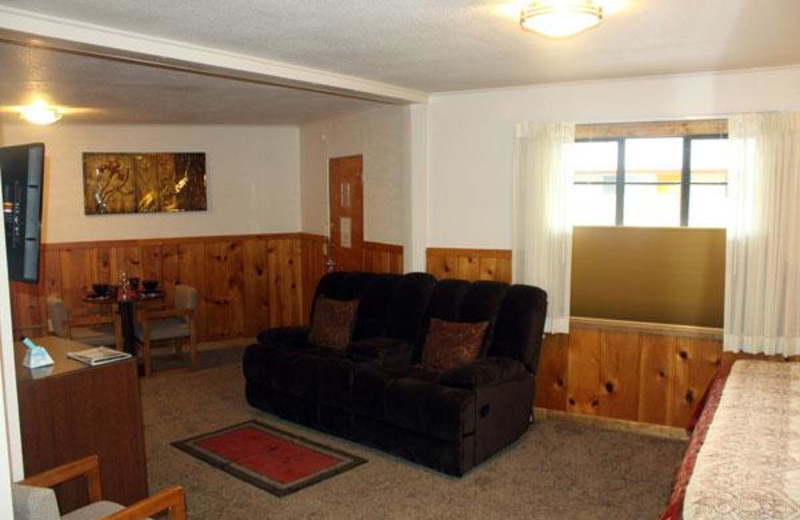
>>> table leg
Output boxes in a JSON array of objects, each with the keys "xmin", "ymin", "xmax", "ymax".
[{"xmin": 118, "ymin": 301, "xmax": 136, "ymax": 355}]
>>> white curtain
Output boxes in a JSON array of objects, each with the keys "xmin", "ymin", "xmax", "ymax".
[
  {"xmin": 512, "ymin": 122, "xmax": 574, "ymax": 334},
  {"xmin": 725, "ymin": 112, "xmax": 800, "ymax": 356}
]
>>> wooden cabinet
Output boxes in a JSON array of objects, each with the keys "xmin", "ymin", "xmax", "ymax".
[{"xmin": 15, "ymin": 336, "xmax": 148, "ymax": 513}]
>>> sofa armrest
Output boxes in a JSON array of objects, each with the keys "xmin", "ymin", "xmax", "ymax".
[
  {"xmin": 439, "ymin": 357, "xmax": 530, "ymax": 389},
  {"xmin": 255, "ymin": 326, "xmax": 309, "ymax": 347},
  {"xmin": 346, "ymin": 337, "xmax": 413, "ymax": 368}
]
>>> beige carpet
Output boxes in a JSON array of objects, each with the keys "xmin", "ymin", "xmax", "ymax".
[{"xmin": 140, "ymin": 346, "xmax": 685, "ymax": 520}]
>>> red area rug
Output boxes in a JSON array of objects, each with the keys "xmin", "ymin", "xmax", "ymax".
[{"xmin": 173, "ymin": 420, "xmax": 366, "ymax": 497}]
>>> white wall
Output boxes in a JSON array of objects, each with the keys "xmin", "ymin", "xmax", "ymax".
[
  {"xmin": 0, "ymin": 122, "xmax": 303, "ymax": 484},
  {"xmin": 0, "ymin": 349, "xmax": 14, "ymax": 518},
  {"xmin": 428, "ymin": 66, "xmax": 800, "ymax": 249},
  {"xmin": 0, "ymin": 124, "xmax": 301, "ymax": 243},
  {"xmin": 0, "ymin": 216, "xmax": 21, "ymax": 484},
  {"xmin": 300, "ymin": 105, "xmax": 411, "ymax": 246}
]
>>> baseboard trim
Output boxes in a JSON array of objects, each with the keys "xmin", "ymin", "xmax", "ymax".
[
  {"xmin": 196, "ymin": 337, "xmax": 255, "ymax": 352},
  {"xmin": 533, "ymin": 407, "xmax": 689, "ymax": 441}
]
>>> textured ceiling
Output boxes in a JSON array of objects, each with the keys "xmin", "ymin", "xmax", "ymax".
[
  {"xmin": 2, "ymin": 0, "xmax": 800, "ymax": 93},
  {"xmin": 0, "ymin": 43, "xmax": 382, "ymax": 124},
  {"xmin": 2, "ymin": 0, "xmax": 799, "ymax": 125}
]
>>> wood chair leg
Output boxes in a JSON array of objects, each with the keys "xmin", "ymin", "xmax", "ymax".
[
  {"xmin": 189, "ymin": 338, "xmax": 197, "ymax": 371},
  {"xmin": 189, "ymin": 314, "xmax": 198, "ymax": 371}
]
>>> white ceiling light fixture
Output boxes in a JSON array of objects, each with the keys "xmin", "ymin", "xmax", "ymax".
[
  {"xmin": 20, "ymin": 100, "xmax": 64, "ymax": 125},
  {"xmin": 520, "ymin": 0, "xmax": 604, "ymax": 38}
]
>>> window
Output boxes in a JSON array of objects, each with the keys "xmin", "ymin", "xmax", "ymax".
[{"xmin": 573, "ymin": 125, "xmax": 728, "ymax": 228}]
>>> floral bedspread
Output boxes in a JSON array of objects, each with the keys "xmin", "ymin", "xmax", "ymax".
[
  {"xmin": 658, "ymin": 363, "xmax": 730, "ymax": 520},
  {"xmin": 682, "ymin": 361, "xmax": 800, "ymax": 519}
]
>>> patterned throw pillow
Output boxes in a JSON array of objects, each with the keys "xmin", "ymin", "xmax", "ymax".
[
  {"xmin": 308, "ymin": 296, "xmax": 359, "ymax": 351},
  {"xmin": 421, "ymin": 318, "xmax": 490, "ymax": 371}
]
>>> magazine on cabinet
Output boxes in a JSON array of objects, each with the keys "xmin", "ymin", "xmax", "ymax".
[{"xmin": 67, "ymin": 346, "xmax": 131, "ymax": 366}]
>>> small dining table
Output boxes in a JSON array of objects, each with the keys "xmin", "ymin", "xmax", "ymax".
[{"xmin": 83, "ymin": 290, "xmax": 165, "ymax": 354}]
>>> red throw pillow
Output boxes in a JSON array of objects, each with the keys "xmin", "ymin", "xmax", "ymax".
[
  {"xmin": 421, "ymin": 318, "xmax": 489, "ymax": 371},
  {"xmin": 308, "ymin": 296, "xmax": 359, "ymax": 351}
]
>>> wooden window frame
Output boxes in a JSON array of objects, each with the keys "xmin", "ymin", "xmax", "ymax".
[{"xmin": 574, "ymin": 119, "xmax": 728, "ymax": 228}]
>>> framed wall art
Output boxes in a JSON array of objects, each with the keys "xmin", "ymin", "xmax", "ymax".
[{"xmin": 83, "ymin": 152, "xmax": 207, "ymax": 215}]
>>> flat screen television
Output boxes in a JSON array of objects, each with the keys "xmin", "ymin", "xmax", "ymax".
[{"xmin": 0, "ymin": 143, "xmax": 45, "ymax": 283}]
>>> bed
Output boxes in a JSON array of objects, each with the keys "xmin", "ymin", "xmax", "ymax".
[{"xmin": 659, "ymin": 360, "xmax": 800, "ymax": 520}]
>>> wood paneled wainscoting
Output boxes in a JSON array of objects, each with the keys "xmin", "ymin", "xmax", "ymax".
[
  {"xmin": 535, "ymin": 319, "xmax": 729, "ymax": 428},
  {"xmin": 297, "ymin": 238, "xmax": 404, "ymax": 316},
  {"xmin": 300, "ymin": 234, "xmax": 327, "ymax": 319},
  {"xmin": 426, "ymin": 247, "xmax": 511, "ymax": 282},
  {"xmin": 424, "ymin": 247, "xmax": 779, "ymax": 428},
  {"xmin": 10, "ymin": 233, "xmax": 328, "ymax": 342},
  {"xmin": 9, "ymin": 234, "xmax": 406, "ymax": 342},
  {"xmin": 363, "ymin": 242, "xmax": 404, "ymax": 274}
]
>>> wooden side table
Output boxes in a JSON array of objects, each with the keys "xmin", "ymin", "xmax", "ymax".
[{"xmin": 14, "ymin": 336, "xmax": 149, "ymax": 513}]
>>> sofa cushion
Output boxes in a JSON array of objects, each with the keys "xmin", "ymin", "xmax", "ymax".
[
  {"xmin": 243, "ymin": 338, "xmax": 311, "ymax": 382},
  {"xmin": 346, "ymin": 337, "xmax": 413, "ymax": 369},
  {"xmin": 421, "ymin": 319, "xmax": 489, "ymax": 371},
  {"xmin": 461, "ymin": 281, "xmax": 509, "ymax": 355},
  {"xmin": 312, "ymin": 272, "xmax": 376, "ymax": 314},
  {"xmin": 308, "ymin": 296, "xmax": 359, "ymax": 350},
  {"xmin": 273, "ymin": 346, "xmax": 346, "ymax": 397},
  {"xmin": 385, "ymin": 273, "xmax": 438, "ymax": 348},
  {"xmin": 428, "ymin": 279, "xmax": 472, "ymax": 321},
  {"xmin": 460, "ymin": 281, "xmax": 509, "ymax": 323},
  {"xmin": 255, "ymin": 326, "xmax": 308, "ymax": 347},
  {"xmin": 245, "ymin": 341, "xmax": 343, "ymax": 396},
  {"xmin": 352, "ymin": 366, "xmax": 439, "ymax": 421},
  {"xmin": 353, "ymin": 274, "xmax": 402, "ymax": 339},
  {"xmin": 352, "ymin": 367, "xmax": 476, "ymax": 442},
  {"xmin": 439, "ymin": 357, "xmax": 529, "ymax": 389},
  {"xmin": 316, "ymin": 354, "xmax": 358, "ymax": 408},
  {"xmin": 487, "ymin": 285, "xmax": 548, "ymax": 372}
]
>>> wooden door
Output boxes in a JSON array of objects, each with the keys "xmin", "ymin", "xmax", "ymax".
[{"xmin": 329, "ymin": 156, "xmax": 364, "ymax": 272}]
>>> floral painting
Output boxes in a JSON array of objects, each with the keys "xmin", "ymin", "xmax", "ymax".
[{"xmin": 83, "ymin": 153, "xmax": 207, "ymax": 215}]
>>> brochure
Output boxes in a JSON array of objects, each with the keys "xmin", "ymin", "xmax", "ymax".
[{"xmin": 67, "ymin": 346, "xmax": 132, "ymax": 366}]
